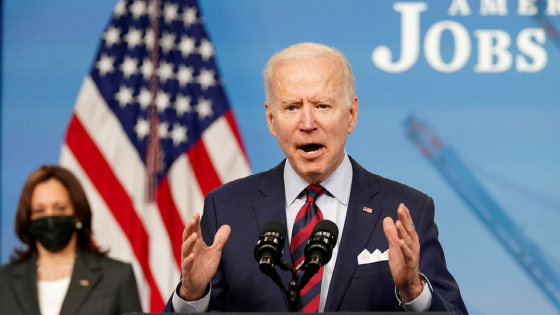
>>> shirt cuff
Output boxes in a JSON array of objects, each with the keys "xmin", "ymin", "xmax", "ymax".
[
  {"xmin": 171, "ymin": 281, "xmax": 211, "ymax": 313},
  {"xmin": 395, "ymin": 273, "xmax": 433, "ymax": 312}
]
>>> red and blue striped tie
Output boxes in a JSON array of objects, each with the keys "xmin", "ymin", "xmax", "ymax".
[{"xmin": 290, "ymin": 184, "xmax": 325, "ymax": 312}]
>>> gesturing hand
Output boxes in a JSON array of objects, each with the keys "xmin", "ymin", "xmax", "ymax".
[
  {"xmin": 383, "ymin": 203, "xmax": 423, "ymax": 301},
  {"xmin": 179, "ymin": 213, "xmax": 231, "ymax": 301}
]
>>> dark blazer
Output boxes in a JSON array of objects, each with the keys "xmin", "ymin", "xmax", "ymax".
[
  {"xmin": 165, "ymin": 157, "xmax": 468, "ymax": 314},
  {"xmin": 0, "ymin": 250, "xmax": 142, "ymax": 315}
]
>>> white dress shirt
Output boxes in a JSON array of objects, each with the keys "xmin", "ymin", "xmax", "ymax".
[{"xmin": 172, "ymin": 153, "xmax": 432, "ymax": 312}]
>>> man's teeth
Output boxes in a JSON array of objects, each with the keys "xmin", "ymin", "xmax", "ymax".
[{"xmin": 303, "ymin": 147, "xmax": 321, "ymax": 154}]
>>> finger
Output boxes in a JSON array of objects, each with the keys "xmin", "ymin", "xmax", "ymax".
[
  {"xmin": 398, "ymin": 239, "xmax": 415, "ymax": 263},
  {"xmin": 383, "ymin": 217, "xmax": 400, "ymax": 246},
  {"xmin": 183, "ymin": 213, "xmax": 200, "ymax": 242},
  {"xmin": 212, "ymin": 225, "xmax": 231, "ymax": 251},
  {"xmin": 183, "ymin": 252, "xmax": 195, "ymax": 273},
  {"xmin": 194, "ymin": 213, "xmax": 203, "ymax": 236},
  {"xmin": 396, "ymin": 220, "xmax": 412, "ymax": 247},
  {"xmin": 399, "ymin": 204, "xmax": 416, "ymax": 234},
  {"xmin": 181, "ymin": 232, "xmax": 198, "ymax": 259}
]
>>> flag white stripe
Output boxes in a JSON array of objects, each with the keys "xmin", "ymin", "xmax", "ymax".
[
  {"xmin": 203, "ymin": 116, "xmax": 251, "ymax": 184},
  {"xmin": 168, "ymin": 154, "xmax": 204, "ymax": 224}
]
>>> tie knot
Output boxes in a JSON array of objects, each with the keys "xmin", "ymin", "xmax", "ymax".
[{"xmin": 304, "ymin": 184, "xmax": 324, "ymax": 202}]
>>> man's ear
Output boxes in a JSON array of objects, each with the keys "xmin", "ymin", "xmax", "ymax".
[
  {"xmin": 347, "ymin": 96, "xmax": 358, "ymax": 134},
  {"xmin": 265, "ymin": 101, "xmax": 277, "ymax": 138}
]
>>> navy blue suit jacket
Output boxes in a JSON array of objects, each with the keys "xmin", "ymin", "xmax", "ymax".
[{"xmin": 165, "ymin": 157, "xmax": 467, "ymax": 314}]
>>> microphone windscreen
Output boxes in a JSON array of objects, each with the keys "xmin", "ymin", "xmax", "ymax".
[
  {"xmin": 261, "ymin": 220, "xmax": 287, "ymax": 239},
  {"xmin": 312, "ymin": 220, "xmax": 339, "ymax": 246}
]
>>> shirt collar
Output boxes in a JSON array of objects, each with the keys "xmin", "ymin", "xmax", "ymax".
[{"xmin": 284, "ymin": 152, "xmax": 353, "ymax": 207}]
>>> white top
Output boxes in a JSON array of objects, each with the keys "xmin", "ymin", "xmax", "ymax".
[{"xmin": 37, "ymin": 277, "xmax": 71, "ymax": 315}]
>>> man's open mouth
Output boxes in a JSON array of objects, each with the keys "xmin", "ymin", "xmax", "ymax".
[{"xmin": 299, "ymin": 144, "xmax": 324, "ymax": 154}]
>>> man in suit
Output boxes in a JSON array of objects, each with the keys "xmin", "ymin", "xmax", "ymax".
[{"xmin": 165, "ymin": 42, "xmax": 468, "ymax": 314}]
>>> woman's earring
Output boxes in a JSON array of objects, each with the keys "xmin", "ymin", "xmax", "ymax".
[{"xmin": 76, "ymin": 222, "xmax": 83, "ymax": 229}]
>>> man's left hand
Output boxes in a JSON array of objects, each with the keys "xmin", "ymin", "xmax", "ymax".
[{"xmin": 383, "ymin": 203, "xmax": 423, "ymax": 301}]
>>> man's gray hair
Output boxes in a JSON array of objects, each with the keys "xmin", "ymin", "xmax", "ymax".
[{"xmin": 263, "ymin": 42, "xmax": 355, "ymax": 107}]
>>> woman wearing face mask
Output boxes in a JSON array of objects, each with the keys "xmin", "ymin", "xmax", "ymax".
[{"xmin": 0, "ymin": 165, "xmax": 142, "ymax": 315}]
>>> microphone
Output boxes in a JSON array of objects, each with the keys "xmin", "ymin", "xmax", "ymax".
[
  {"xmin": 254, "ymin": 220, "xmax": 287, "ymax": 273},
  {"xmin": 304, "ymin": 219, "xmax": 339, "ymax": 268},
  {"xmin": 299, "ymin": 220, "xmax": 339, "ymax": 289}
]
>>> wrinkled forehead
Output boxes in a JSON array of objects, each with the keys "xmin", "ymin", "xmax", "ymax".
[{"xmin": 270, "ymin": 56, "xmax": 345, "ymax": 100}]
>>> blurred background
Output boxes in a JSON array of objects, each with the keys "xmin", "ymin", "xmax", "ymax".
[{"xmin": 1, "ymin": 0, "xmax": 559, "ymax": 314}]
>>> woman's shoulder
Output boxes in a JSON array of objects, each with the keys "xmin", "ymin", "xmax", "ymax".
[{"xmin": 79, "ymin": 252, "xmax": 133, "ymax": 271}]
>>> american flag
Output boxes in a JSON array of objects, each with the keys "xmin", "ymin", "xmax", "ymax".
[{"xmin": 59, "ymin": 0, "xmax": 251, "ymax": 311}]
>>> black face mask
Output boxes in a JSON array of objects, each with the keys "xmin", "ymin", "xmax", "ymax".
[{"xmin": 29, "ymin": 216, "xmax": 77, "ymax": 252}]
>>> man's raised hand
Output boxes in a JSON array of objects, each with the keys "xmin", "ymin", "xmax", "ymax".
[
  {"xmin": 383, "ymin": 203, "xmax": 423, "ymax": 301},
  {"xmin": 179, "ymin": 213, "xmax": 231, "ymax": 301}
]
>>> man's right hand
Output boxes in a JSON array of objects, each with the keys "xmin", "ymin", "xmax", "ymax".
[{"xmin": 179, "ymin": 213, "xmax": 231, "ymax": 301}]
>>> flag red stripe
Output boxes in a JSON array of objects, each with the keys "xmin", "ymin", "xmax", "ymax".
[
  {"xmin": 224, "ymin": 109, "xmax": 249, "ymax": 162},
  {"xmin": 156, "ymin": 177, "xmax": 186, "ymax": 269},
  {"xmin": 187, "ymin": 139, "xmax": 222, "ymax": 196},
  {"xmin": 65, "ymin": 114, "xmax": 164, "ymax": 310}
]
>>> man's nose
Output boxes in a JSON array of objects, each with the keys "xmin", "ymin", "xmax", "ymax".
[{"xmin": 299, "ymin": 105, "xmax": 317, "ymax": 131}]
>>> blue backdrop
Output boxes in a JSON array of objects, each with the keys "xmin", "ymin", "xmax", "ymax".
[{"xmin": 2, "ymin": 1, "xmax": 560, "ymax": 314}]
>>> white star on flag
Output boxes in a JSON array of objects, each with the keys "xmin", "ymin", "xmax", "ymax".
[
  {"xmin": 114, "ymin": 85, "xmax": 134, "ymax": 108},
  {"xmin": 120, "ymin": 56, "xmax": 139, "ymax": 79},
  {"xmin": 157, "ymin": 61, "xmax": 175, "ymax": 84},
  {"xmin": 170, "ymin": 123, "xmax": 188, "ymax": 146},
  {"xmin": 137, "ymin": 87, "xmax": 152, "ymax": 110},
  {"xmin": 163, "ymin": 3, "xmax": 180, "ymax": 24},
  {"xmin": 177, "ymin": 65, "xmax": 194, "ymax": 87},
  {"xmin": 160, "ymin": 31, "xmax": 176, "ymax": 55},
  {"xmin": 96, "ymin": 54, "xmax": 115, "ymax": 76},
  {"xmin": 197, "ymin": 68, "xmax": 216, "ymax": 91},
  {"xmin": 129, "ymin": 0, "xmax": 147, "ymax": 19},
  {"xmin": 178, "ymin": 35, "xmax": 196, "ymax": 57},
  {"xmin": 196, "ymin": 96, "xmax": 213, "ymax": 119},
  {"xmin": 124, "ymin": 27, "xmax": 144, "ymax": 50},
  {"xmin": 198, "ymin": 39, "xmax": 214, "ymax": 61},
  {"xmin": 183, "ymin": 7, "xmax": 198, "ymax": 26},
  {"xmin": 159, "ymin": 121, "xmax": 170, "ymax": 139},
  {"xmin": 141, "ymin": 58, "xmax": 153, "ymax": 81},
  {"xmin": 156, "ymin": 91, "xmax": 171, "ymax": 112},
  {"xmin": 103, "ymin": 26, "xmax": 121, "ymax": 47},
  {"xmin": 175, "ymin": 94, "xmax": 192, "ymax": 117},
  {"xmin": 133, "ymin": 117, "xmax": 150, "ymax": 139}
]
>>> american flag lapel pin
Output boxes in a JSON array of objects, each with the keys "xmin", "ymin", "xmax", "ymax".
[{"xmin": 362, "ymin": 206, "xmax": 373, "ymax": 213}]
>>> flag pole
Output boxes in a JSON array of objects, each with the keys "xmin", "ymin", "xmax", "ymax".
[{"xmin": 146, "ymin": 0, "xmax": 161, "ymax": 203}]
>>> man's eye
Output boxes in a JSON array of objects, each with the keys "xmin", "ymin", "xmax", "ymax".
[
  {"xmin": 287, "ymin": 106, "xmax": 296, "ymax": 111},
  {"xmin": 318, "ymin": 104, "xmax": 329, "ymax": 109}
]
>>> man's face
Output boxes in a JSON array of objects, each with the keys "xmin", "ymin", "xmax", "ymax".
[{"xmin": 265, "ymin": 56, "xmax": 358, "ymax": 184}]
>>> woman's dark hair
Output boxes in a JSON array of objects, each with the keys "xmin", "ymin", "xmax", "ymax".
[{"xmin": 11, "ymin": 165, "xmax": 106, "ymax": 262}]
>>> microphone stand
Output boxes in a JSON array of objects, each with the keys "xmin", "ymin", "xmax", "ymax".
[
  {"xmin": 277, "ymin": 259, "xmax": 299, "ymax": 312},
  {"xmin": 276, "ymin": 259, "xmax": 321, "ymax": 312}
]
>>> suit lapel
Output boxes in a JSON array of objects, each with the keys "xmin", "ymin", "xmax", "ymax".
[
  {"xmin": 59, "ymin": 252, "xmax": 101, "ymax": 315},
  {"xmin": 324, "ymin": 157, "xmax": 383, "ymax": 312},
  {"xmin": 11, "ymin": 257, "xmax": 41, "ymax": 315},
  {"xmin": 253, "ymin": 160, "xmax": 293, "ymax": 306}
]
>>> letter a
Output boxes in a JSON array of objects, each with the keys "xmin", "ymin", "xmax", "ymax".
[{"xmin": 448, "ymin": 0, "xmax": 472, "ymax": 16}]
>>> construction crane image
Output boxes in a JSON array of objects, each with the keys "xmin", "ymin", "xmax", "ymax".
[{"xmin": 404, "ymin": 116, "xmax": 560, "ymax": 312}]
